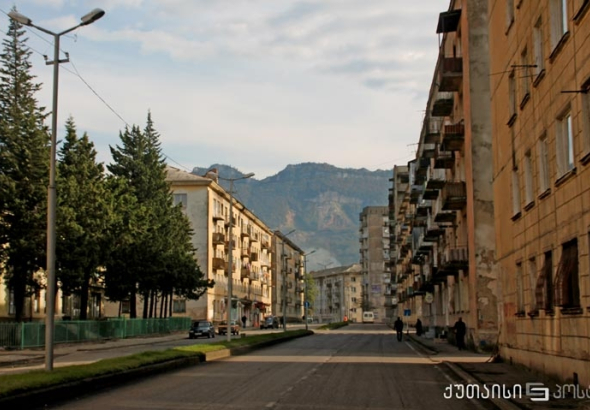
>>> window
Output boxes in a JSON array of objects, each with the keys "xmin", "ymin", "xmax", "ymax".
[
  {"xmin": 520, "ymin": 48, "xmax": 531, "ymax": 105},
  {"xmin": 550, "ymin": 0, "xmax": 568, "ymax": 50},
  {"xmin": 8, "ymin": 289, "xmax": 15, "ymax": 315},
  {"xmin": 173, "ymin": 299, "xmax": 187, "ymax": 313},
  {"xmin": 516, "ymin": 263, "xmax": 524, "ymax": 314},
  {"xmin": 533, "ymin": 17, "xmax": 544, "ymax": 80},
  {"xmin": 121, "ymin": 300, "xmax": 130, "ymax": 314},
  {"xmin": 527, "ymin": 258, "xmax": 537, "ymax": 314},
  {"xmin": 582, "ymin": 82, "xmax": 590, "ymax": 157},
  {"xmin": 509, "ymin": 71, "xmax": 517, "ymax": 122},
  {"xmin": 556, "ymin": 110, "xmax": 575, "ymax": 177},
  {"xmin": 512, "ymin": 169, "xmax": 521, "ymax": 217},
  {"xmin": 535, "ymin": 251, "xmax": 553, "ymax": 312},
  {"xmin": 173, "ymin": 193, "xmax": 187, "ymax": 208},
  {"xmin": 554, "ymin": 239, "xmax": 580, "ymax": 310},
  {"xmin": 537, "ymin": 134, "xmax": 550, "ymax": 193},
  {"xmin": 524, "ymin": 150, "xmax": 534, "ymax": 205},
  {"xmin": 506, "ymin": 0, "xmax": 515, "ymax": 31}
]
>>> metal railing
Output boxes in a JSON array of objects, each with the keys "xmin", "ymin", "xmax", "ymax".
[{"xmin": 0, "ymin": 316, "xmax": 191, "ymax": 350}]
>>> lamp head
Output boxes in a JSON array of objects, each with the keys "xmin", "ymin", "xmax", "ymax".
[
  {"xmin": 81, "ymin": 8, "xmax": 105, "ymax": 26},
  {"xmin": 8, "ymin": 11, "xmax": 32, "ymax": 26},
  {"xmin": 243, "ymin": 172, "xmax": 255, "ymax": 179}
]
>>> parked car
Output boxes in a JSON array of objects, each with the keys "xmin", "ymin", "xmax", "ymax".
[
  {"xmin": 218, "ymin": 320, "xmax": 240, "ymax": 335},
  {"xmin": 189, "ymin": 320, "xmax": 215, "ymax": 339},
  {"xmin": 260, "ymin": 316, "xmax": 279, "ymax": 329}
]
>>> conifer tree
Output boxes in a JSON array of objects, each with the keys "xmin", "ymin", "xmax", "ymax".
[
  {"xmin": 0, "ymin": 8, "xmax": 50, "ymax": 321},
  {"xmin": 56, "ymin": 117, "xmax": 111, "ymax": 319},
  {"xmin": 106, "ymin": 113, "xmax": 211, "ymax": 318}
]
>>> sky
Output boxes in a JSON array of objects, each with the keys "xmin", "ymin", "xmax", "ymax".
[{"xmin": 2, "ymin": 0, "xmax": 449, "ymax": 179}]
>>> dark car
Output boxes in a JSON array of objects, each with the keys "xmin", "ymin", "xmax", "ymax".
[
  {"xmin": 189, "ymin": 320, "xmax": 215, "ymax": 339},
  {"xmin": 260, "ymin": 316, "xmax": 279, "ymax": 329}
]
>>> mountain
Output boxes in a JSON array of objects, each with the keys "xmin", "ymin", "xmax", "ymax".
[{"xmin": 192, "ymin": 163, "xmax": 391, "ymax": 270}]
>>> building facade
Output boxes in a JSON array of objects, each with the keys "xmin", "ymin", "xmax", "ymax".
[
  {"xmin": 105, "ymin": 166, "xmax": 276, "ymax": 326},
  {"xmin": 489, "ymin": 0, "xmax": 590, "ymax": 384},
  {"xmin": 271, "ymin": 232, "xmax": 305, "ymax": 322},
  {"xmin": 393, "ymin": 0, "xmax": 499, "ymax": 349},
  {"xmin": 311, "ymin": 264, "xmax": 362, "ymax": 323},
  {"xmin": 359, "ymin": 206, "xmax": 390, "ymax": 323}
]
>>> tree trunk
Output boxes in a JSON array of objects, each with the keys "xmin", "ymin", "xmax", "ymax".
[
  {"xmin": 130, "ymin": 290, "xmax": 137, "ymax": 318},
  {"xmin": 142, "ymin": 291, "xmax": 149, "ymax": 319},
  {"xmin": 159, "ymin": 293, "xmax": 165, "ymax": 318},
  {"xmin": 79, "ymin": 269, "xmax": 91, "ymax": 320},
  {"xmin": 169, "ymin": 291, "xmax": 173, "ymax": 317}
]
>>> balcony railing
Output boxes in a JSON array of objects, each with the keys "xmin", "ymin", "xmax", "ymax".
[
  {"xmin": 439, "ymin": 57, "xmax": 463, "ymax": 92},
  {"xmin": 442, "ymin": 122, "xmax": 465, "ymax": 151},
  {"xmin": 212, "ymin": 257, "xmax": 225, "ymax": 270},
  {"xmin": 434, "ymin": 146, "xmax": 455, "ymax": 169},
  {"xmin": 432, "ymin": 92, "xmax": 454, "ymax": 117},
  {"xmin": 438, "ymin": 246, "xmax": 469, "ymax": 275},
  {"xmin": 442, "ymin": 181, "xmax": 467, "ymax": 210},
  {"xmin": 212, "ymin": 232, "xmax": 225, "ymax": 245}
]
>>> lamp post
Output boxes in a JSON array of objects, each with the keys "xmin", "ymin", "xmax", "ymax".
[
  {"xmin": 219, "ymin": 173, "xmax": 254, "ymax": 342},
  {"xmin": 303, "ymin": 250, "xmax": 316, "ymax": 331},
  {"xmin": 8, "ymin": 8, "xmax": 105, "ymax": 372},
  {"xmin": 280, "ymin": 229, "xmax": 296, "ymax": 332}
]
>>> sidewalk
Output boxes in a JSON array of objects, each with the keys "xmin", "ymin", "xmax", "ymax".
[
  {"xmin": 0, "ymin": 332, "xmax": 188, "ymax": 375},
  {"xmin": 406, "ymin": 333, "xmax": 590, "ymax": 410}
]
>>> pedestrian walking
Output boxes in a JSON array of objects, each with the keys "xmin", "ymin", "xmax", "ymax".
[
  {"xmin": 241, "ymin": 315, "xmax": 247, "ymax": 329},
  {"xmin": 394, "ymin": 317, "xmax": 404, "ymax": 342},
  {"xmin": 453, "ymin": 317, "xmax": 466, "ymax": 350},
  {"xmin": 415, "ymin": 318, "xmax": 423, "ymax": 337}
]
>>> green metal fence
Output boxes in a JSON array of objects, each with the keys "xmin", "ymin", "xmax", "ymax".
[{"xmin": 0, "ymin": 316, "xmax": 191, "ymax": 349}]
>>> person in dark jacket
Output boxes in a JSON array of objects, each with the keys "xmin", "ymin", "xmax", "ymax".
[
  {"xmin": 453, "ymin": 317, "xmax": 466, "ymax": 350},
  {"xmin": 394, "ymin": 317, "xmax": 404, "ymax": 342},
  {"xmin": 415, "ymin": 318, "xmax": 423, "ymax": 337}
]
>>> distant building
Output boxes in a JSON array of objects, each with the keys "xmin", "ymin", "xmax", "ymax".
[
  {"xmin": 311, "ymin": 264, "xmax": 362, "ymax": 323},
  {"xmin": 359, "ymin": 207, "xmax": 390, "ymax": 323},
  {"xmin": 272, "ymin": 231, "xmax": 305, "ymax": 321}
]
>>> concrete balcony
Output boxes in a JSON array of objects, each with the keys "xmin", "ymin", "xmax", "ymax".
[
  {"xmin": 442, "ymin": 122, "xmax": 465, "ymax": 151},
  {"xmin": 442, "ymin": 181, "xmax": 467, "ymax": 210},
  {"xmin": 439, "ymin": 57, "xmax": 463, "ymax": 92},
  {"xmin": 434, "ymin": 146, "xmax": 455, "ymax": 169},
  {"xmin": 437, "ymin": 246, "xmax": 468, "ymax": 275},
  {"xmin": 212, "ymin": 232, "xmax": 225, "ymax": 245},
  {"xmin": 212, "ymin": 257, "xmax": 225, "ymax": 271},
  {"xmin": 432, "ymin": 92, "xmax": 454, "ymax": 117}
]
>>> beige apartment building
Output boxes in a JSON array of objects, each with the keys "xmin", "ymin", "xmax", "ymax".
[
  {"xmin": 387, "ymin": 166, "xmax": 409, "ymax": 319},
  {"xmin": 359, "ymin": 206, "xmax": 390, "ymax": 322},
  {"xmin": 104, "ymin": 166, "xmax": 275, "ymax": 326},
  {"xmin": 311, "ymin": 264, "xmax": 362, "ymax": 323},
  {"xmin": 271, "ymin": 232, "xmax": 305, "ymax": 322},
  {"xmin": 393, "ymin": 0, "xmax": 499, "ymax": 348},
  {"xmin": 489, "ymin": 0, "xmax": 590, "ymax": 383}
]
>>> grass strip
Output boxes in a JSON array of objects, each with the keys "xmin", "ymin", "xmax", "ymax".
[
  {"xmin": 317, "ymin": 321, "xmax": 349, "ymax": 330},
  {"xmin": 0, "ymin": 329, "xmax": 311, "ymax": 399}
]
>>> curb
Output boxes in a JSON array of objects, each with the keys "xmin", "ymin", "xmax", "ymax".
[{"xmin": 0, "ymin": 331, "xmax": 313, "ymax": 409}]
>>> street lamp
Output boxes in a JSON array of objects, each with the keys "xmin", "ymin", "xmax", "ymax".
[
  {"xmin": 280, "ymin": 229, "xmax": 296, "ymax": 332},
  {"xmin": 8, "ymin": 8, "xmax": 105, "ymax": 372},
  {"xmin": 219, "ymin": 173, "xmax": 254, "ymax": 342},
  {"xmin": 303, "ymin": 250, "xmax": 316, "ymax": 331}
]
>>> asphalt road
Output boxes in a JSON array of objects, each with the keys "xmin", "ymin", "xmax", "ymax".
[{"xmin": 46, "ymin": 323, "xmax": 494, "ymax": 410}]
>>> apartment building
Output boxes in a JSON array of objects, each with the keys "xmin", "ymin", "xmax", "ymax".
[
  {"xmin": 106, "ymin": 166, "xmax": 275, "ymax": 326},
  {"xmin": 359, "ymin": 206, "xmax": 390, "ymax": 323},
  {"xmin": 394, "ymin": 0, "xmax": 499, "ymax": 349},
  {"xmin": 311, "ymin": 264, "xmax": 362, "ymax": 323},
  {"xmin": 489, "ymin": 0, "xmax": 590, "ymax": 383},
  {"xmin": 388, "ymin": 166, "xmax": 409, "ymax": 319},
  {"xmin": 272, "ymin": 232, "xmax": 305, "ymax": 322}
]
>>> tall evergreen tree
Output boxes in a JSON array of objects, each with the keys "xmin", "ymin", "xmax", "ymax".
[
  {"xmin": 105, "ymin": 113, "xmax": 211, "ymax": 318},
  {"xmin": 0, "ymin": 8, "xmax": 50, "ymax": 321},
  {"xmin": 56, "ymin": 117, "xmax": 111, "ymax": 319}
]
